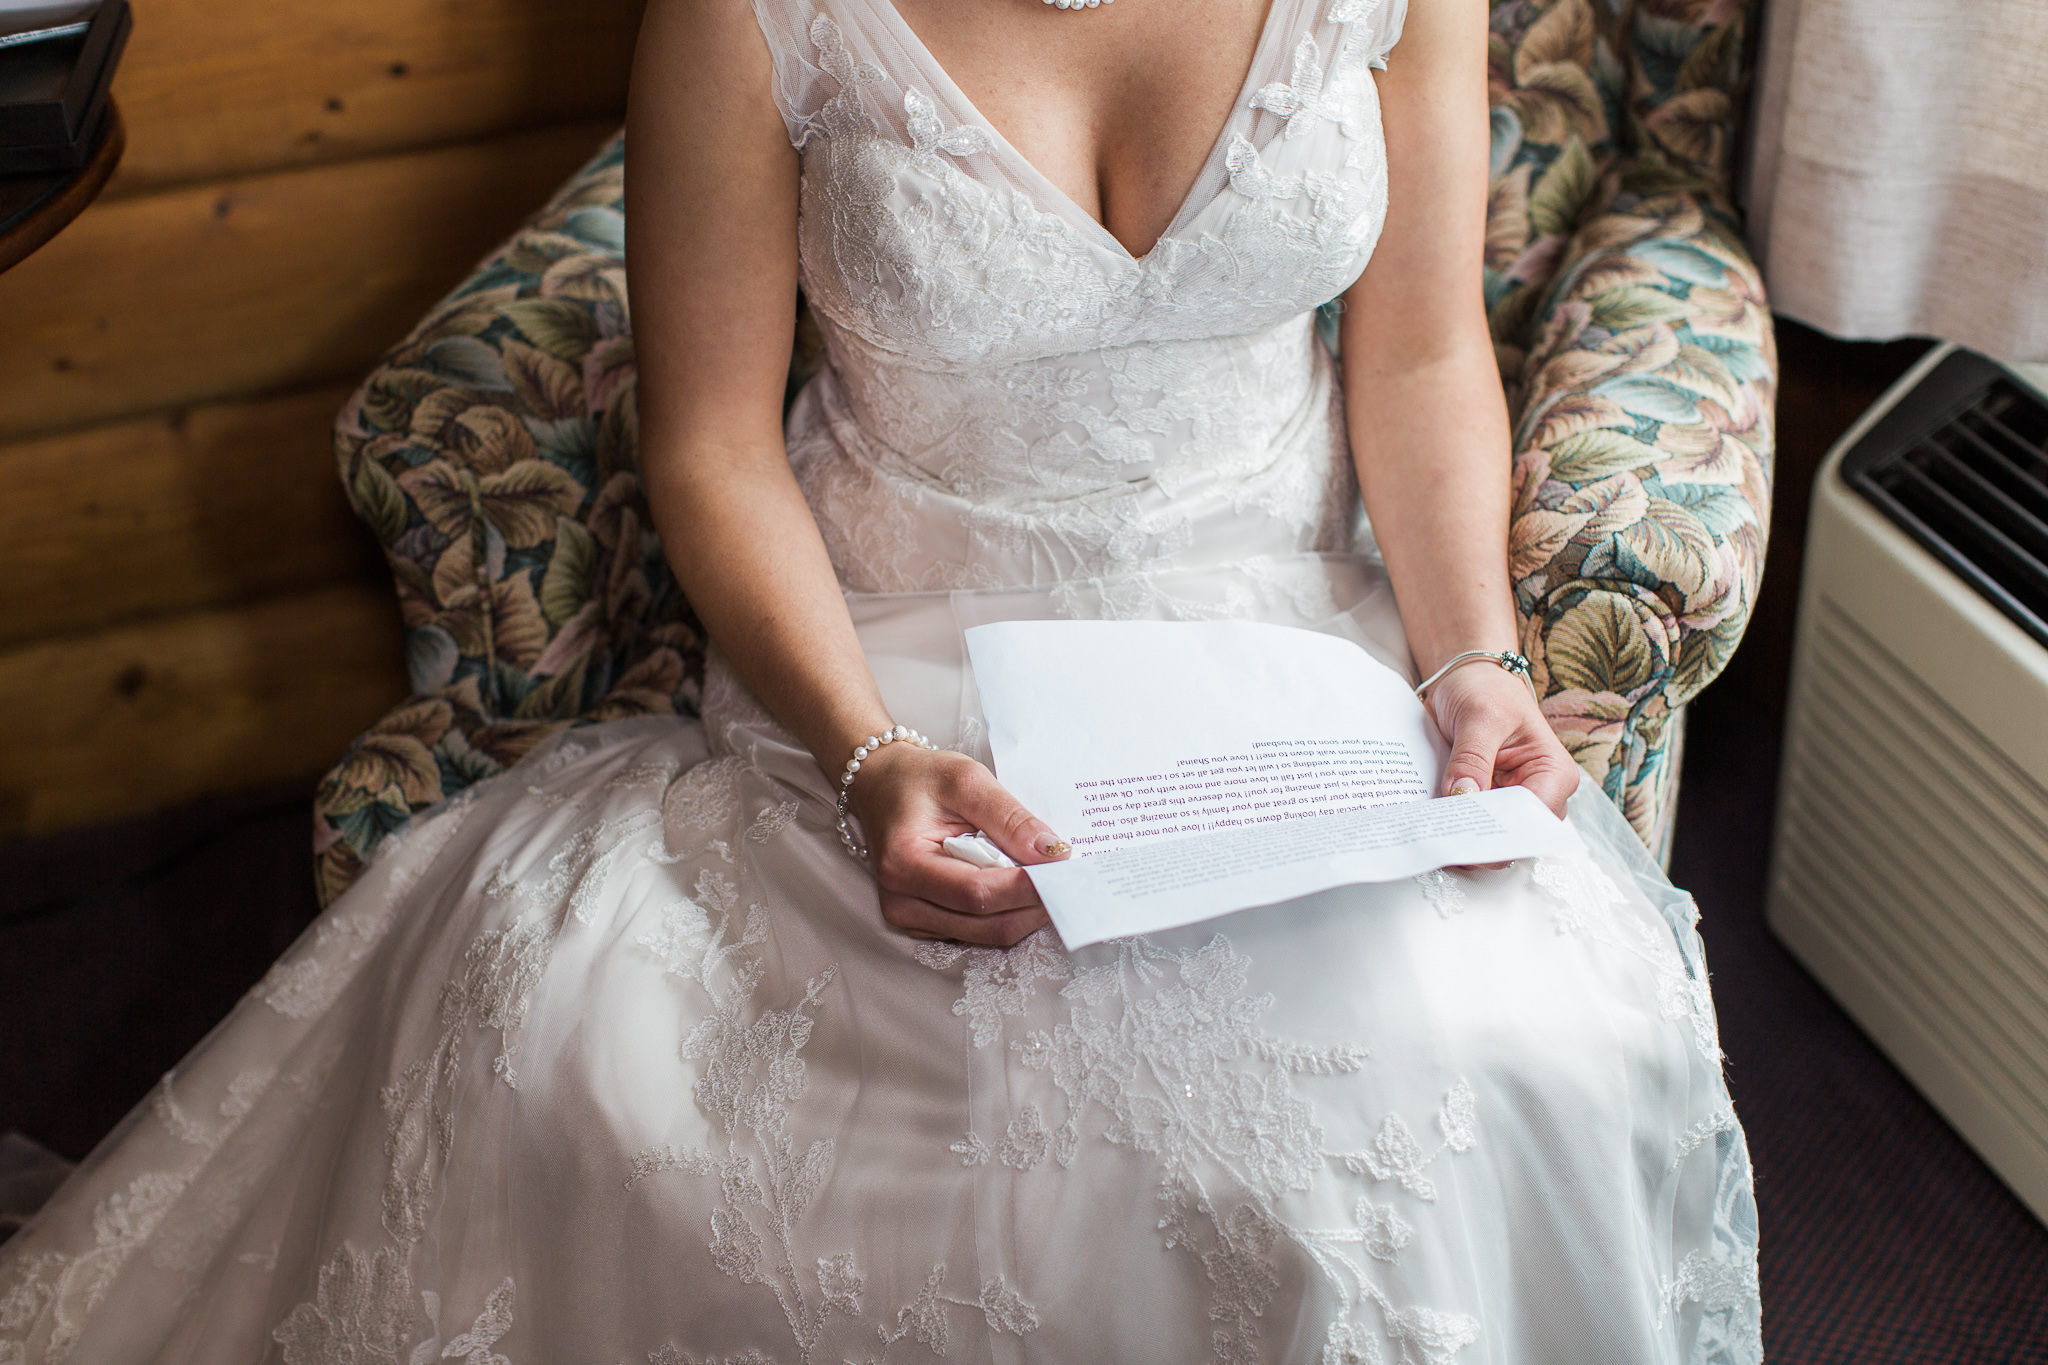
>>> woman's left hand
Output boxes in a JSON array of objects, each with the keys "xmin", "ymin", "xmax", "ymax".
[{"xmin": 1424, "ymin": 662, "xmax": 1578, "ymax": 819}]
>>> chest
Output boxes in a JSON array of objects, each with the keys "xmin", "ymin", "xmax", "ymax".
[
  {"xmin": 785, "ymin": 0, "xmax": 1400, "ymax": 369},
  {"xmin": 886, "ymin": 0, "xmax": 1277, "ymax": 257}
]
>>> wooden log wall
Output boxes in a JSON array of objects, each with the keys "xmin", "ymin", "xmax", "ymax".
[{"xmin": 0, "ymin": 0, "xmax": 646, "ymax": 838}]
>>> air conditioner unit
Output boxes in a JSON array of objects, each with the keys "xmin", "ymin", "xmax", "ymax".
[{"xmin": 1769, "ymin": 344, "xmax": 2048, "ymax": 1225}]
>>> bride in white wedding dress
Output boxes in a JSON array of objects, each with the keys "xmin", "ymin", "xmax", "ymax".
[{"xmin": 0, "ymin": 0, "xmax": 1761, "ymax": 1360}]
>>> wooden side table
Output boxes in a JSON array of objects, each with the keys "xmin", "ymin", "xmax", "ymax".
[{"xmin": 0, "ymin": 98, "xmax": 123, "ymax": 275}]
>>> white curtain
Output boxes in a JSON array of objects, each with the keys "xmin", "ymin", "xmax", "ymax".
[{"xmin": 1744, "ymin": 0, "xmax": 2048, "ymax": 363}]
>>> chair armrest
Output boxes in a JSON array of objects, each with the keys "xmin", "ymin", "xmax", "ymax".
[
  {"xmin": 316, "ymin": 131, "xmax": 702, "ymax": 903},
  {"xmin": 335, "ymin": 130, "xmax": 701, "ymax": 717},
  {"xmin": 1509, "ymin": 188, "xmax": 1777, "ymax": 834}
]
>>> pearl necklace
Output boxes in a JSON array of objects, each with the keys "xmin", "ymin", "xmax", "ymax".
[{"xmin": 1044, "ymin": 0, "xmax": 1112, "ymax": 9}]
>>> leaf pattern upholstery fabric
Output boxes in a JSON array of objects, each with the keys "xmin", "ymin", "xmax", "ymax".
[
  {"xmin": 1484, "ymin": 0, "xmax": 1774, "ymax": 838},
  {"xmin": 314, "ymin": 0, "xmax": 1773, "ymax": 903},
  {"xmin": 315, "ymin": 137, "xmax": 705, "ymax": 905}
]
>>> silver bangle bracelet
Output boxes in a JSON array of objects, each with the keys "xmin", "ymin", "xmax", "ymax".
[
  {"xmin": 1413, "ymin": 649, "xmax": 1539, "ymax": 706},
  {"xmin": 835, "ymin": 724, "xmax": 936, "ymax": 861}
]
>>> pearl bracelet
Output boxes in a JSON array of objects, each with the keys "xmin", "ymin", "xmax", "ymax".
[
  {"xmin": 1413, "ymin": 649, "xmax": 1539, "ymax": 707},
  {"xmin": 835, "ymin": 724, "xmax": 936, "ymax": 861}
]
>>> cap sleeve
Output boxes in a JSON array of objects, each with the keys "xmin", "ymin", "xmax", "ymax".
[
  {"xmin": 746, "ymin": 0, "xmax": 830, "ymax": 147},
  {"xmin": 1332, "ymin": 0, "xmax": 1409, "ymax": 70}
]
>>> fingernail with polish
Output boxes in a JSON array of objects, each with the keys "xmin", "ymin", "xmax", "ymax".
[
  {"xmin": 1448, "ymin": 777, "xmax": 1481, "ymax": 798},
  {"xmin": 1041, "ymin": 835, "xmax": 1071, "ymax": 858}
]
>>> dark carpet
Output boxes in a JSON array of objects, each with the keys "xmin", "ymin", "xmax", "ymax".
[
  {"xmin": 0, "ymin": 780, "xmax": 324, "ymax": 1161},
  {"xmin": 2, "ymin": 688, "xmax": 2045, "ymax": 1358},
  {"xmin": 1673, "ymin": 687, "xmax": 2048, "ymax": 1362}
]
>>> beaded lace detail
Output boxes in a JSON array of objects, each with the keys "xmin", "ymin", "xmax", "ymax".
[
  {"xmin": 915, "ymin": 931, "xmax": 1485, "ymax": 1364},
  {"xmin": 763, "ymin": 0, "xmax": 1400, "ymax": 600}
]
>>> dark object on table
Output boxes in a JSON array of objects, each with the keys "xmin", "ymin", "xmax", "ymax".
[
  {"xmin": 0, "ymin": 22, "xmax": 91, "ymax": 54},
  {"xmin": 0, "ymin": 0, "xmax": 127, "ymax": 174},
  {"xmin": 0, "ymin": 94, "xmax": 121, "ymax": 271}
]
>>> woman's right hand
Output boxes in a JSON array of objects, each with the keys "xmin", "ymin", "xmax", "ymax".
[
  {"xmin": 630, "ymin": 2, "xmax": 1066, "ymax": 946},
  {"xmin": 843, "ymin": 743, "xmax": 1071, "ymax": 947}
]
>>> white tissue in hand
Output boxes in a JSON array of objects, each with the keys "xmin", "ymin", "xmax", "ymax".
[{"xmin": 941, "ymin": 833, "xmax": 1017, "ymax": 868}]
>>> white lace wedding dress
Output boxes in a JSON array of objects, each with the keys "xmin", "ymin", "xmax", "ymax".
[{"xmin": 0, "ymin": 0, "xmax": 1763, "ymax": 1360}]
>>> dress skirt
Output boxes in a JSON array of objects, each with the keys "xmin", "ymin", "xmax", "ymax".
[{"xmin": 0, "ymin": 558, "xmax": 1761, "ymax": 1365}]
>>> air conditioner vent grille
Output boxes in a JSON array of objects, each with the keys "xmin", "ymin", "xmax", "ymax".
[{"xmin": 1843, "ymin": 351, "xmax": 2048, "ymax": 649}]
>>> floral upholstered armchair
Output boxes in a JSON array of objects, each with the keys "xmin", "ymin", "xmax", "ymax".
[{"xmin": 313, "ymin": 0, "xmax": 1775, "ymax": 905}]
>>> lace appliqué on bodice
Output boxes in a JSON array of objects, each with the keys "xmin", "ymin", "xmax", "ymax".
[
  {"xmin": 759, "ymin": 0, "xmax": 1402, "ymax": 600},
  {"xmin": 792, "ymin": 5, "xmax": 1393, "ymax": 368}
]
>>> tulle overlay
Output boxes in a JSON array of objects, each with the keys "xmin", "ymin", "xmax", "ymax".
[
  {"xmin": 0, "ymin": 669, "xmax": 1757, "ymax": 1363},
  {"xmin": 0, "ymin": 0, "xmax": 1760, "ymax": 1357}
]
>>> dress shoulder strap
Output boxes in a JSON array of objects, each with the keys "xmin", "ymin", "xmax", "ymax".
[
  {"xmin": 1335, "ymin": 0, "xmax": 1408, "ymax": 71},
  {"xmin": 746, "ymin": 0, "xmax": 920, "ymax": 150},
  {"xmin": 745, "ymin": 0, "xmax": 834, "ymax": 148}
]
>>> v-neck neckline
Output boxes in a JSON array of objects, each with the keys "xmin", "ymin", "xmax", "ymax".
[{"xmin": 861, "ymin": 0, "xmax": 1303, "ymax": 264}]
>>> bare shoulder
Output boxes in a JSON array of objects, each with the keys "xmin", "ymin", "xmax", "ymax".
[
  {"xmin": 638, "ymin": 0, "xmax": 774, "ymax": 49},
  {"xmin": 1370, "ymin": 0, "xmax": 1488, "ymax": 109},
  {"xmin": 1342, "ymin": 0, "xmax": 1492, "ymax": 351},
  {"xmin": 626, "ymin": 0, "xmax": 802, "ymax": 465},
  {"xmin": 630, "ymin": 0, "xmax": 782, "ymax": 115},
  {"xmin": 627, "ymin": 0, "xmax": 791, "ymax": 184}
]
